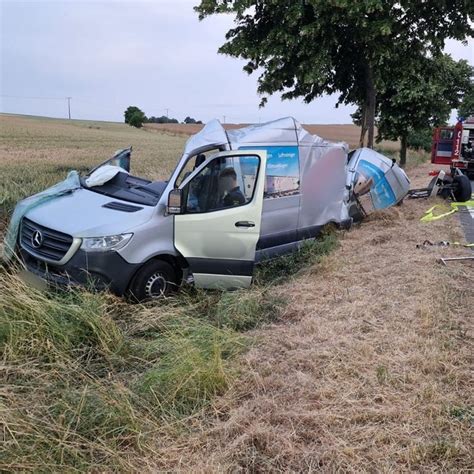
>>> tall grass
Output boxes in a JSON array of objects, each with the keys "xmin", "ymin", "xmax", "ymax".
[
  {"xmin": 0, "ymin": 272, "xmax": 244, "ymax": 470},
  {"xmin": 1, "ymin": 230, "xmax": 338, "ymax": 471}
]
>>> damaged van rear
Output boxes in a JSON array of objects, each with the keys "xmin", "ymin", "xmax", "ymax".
[{"xmin": 5, "ymin": 117, "xmax": 409, "ymax": 301}]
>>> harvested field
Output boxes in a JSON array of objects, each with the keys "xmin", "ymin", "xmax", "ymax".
[{"xmin": 144, "ymin": 122, "xmax": 400, "ymax": 150}]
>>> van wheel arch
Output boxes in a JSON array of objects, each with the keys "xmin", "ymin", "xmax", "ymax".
[{"xmin": 126, "ymin": 254, "xmax": 186, "ymax": 302}]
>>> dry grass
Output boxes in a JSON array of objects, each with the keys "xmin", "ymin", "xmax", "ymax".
[
  {"xmin": 147, "ymin": 163, "xmax": 473, "ymax": 471},
  {"xmin": 145, "ymin": 122, "xmax": 400, "ymax": 150}
]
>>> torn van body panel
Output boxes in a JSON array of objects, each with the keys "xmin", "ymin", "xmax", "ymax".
[
  {"xmin": 347, "ymin": 147, "xmax": 410, "ymax": 214},
  {"xmin": 7, "ymin": 117, "xmax": 409, "ymax": 300}
]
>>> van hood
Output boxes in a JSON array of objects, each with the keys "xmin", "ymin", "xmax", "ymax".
[{"xmin": 24, "ymin": 188, "xmax": 156, "ymax": 237}]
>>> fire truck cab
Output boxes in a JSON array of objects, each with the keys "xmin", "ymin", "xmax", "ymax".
[{"xmin": 432, "ymin": 115, "xmax": 474, "ymax": 178}]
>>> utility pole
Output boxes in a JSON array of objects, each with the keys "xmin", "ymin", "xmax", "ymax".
[
  {"xmin": 165, "ymin": 107, "xmax": 169, "ymax": 118},
  {"xmin": 223, "ymin": 115, "xmax": 226, "ymax": 124},
  {"xmin": 66, "ymin": 97, "xmax": 72, "ymax": 119}
]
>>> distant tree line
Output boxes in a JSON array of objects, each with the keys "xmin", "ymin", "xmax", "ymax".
[
  {"xmin": 147, "ymin": 116, "xmax": 179, "ymax": 124},
  {"xmin": 124, "ymin": 106, "xmax": 202, "ymax": 128}
]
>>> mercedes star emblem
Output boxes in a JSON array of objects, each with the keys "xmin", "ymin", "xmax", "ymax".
[{"xmin": 31, "ymin": 230, "xmax": 43, "ymax": 249}]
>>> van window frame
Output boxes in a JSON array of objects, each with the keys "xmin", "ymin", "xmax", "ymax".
[
  {"xmin": 173, "ymin": 146, "xmax": 225, "ymax": 189},
  {"xmin": 180, "ymin": 153, "xmax": 262, "ymax": 215}
]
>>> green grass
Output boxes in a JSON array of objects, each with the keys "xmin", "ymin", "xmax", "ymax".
[
  {"xmin": 0, "ymin": 271, "xmax": 246, "ymax": 469},
  {"xmin": 254, "ymin": 227, "xmax": 338, "ymax": 285},
  {"xmin": 0, "ymin": 231, "xmax": 338, "ymax": 471}
]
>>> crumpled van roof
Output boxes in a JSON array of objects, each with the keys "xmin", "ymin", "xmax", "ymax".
[{"xmin": 183, "ymin": 116, "xmax": 342, "ymax": 156}]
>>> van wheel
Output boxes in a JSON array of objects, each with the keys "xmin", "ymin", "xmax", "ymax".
[
  {"xmin": 453, "ymin": 174, "xmax": 472, "ymax": 202},
  {"xmin": 128, "ymin": 260, "xmax": 177, "ymax": 302}
]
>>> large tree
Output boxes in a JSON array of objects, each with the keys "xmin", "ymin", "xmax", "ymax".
[
  {"xmin": 196, "ymin": 1, "xmax": 473, "ymax": 148},
  {"xmin": 458, "ymin": 81, "xmax": 474, "ymax": 119},
  {"xmin": 124, "ymin": 106, "xmax": 145, "ymax": 124},
  {"xmin": 376, "ymin": 55, "xmax": 472, "ymax": 167},
  {"xmin": 128, "ymin": 110, "xmax": 147, "ymax": 128}
]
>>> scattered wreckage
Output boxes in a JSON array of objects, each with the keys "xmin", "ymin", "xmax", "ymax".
[
  {"xmin": 5, "ymin": 117, "xmax": 412, "ymax": 300},
  {"xmin": 408, "ymin": 168, "xmax": 472, "ymax": 203}
]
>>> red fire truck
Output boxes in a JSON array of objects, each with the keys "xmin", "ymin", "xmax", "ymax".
[
  {"xmin": 407, "ymin": 115, "xmax": 473, "ymax": 202},
  {"xmin": 431, "ymin": 115, "xmax": 474, "ymax": 178}
]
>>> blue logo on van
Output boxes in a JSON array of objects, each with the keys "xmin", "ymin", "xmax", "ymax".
[
  {"xmin": 239, "ymin": 146, "xmax": 299, "ymax": 176},
  {"xmin": 358, "ymin": 159, "xmax": 396, "ymax": 209}
]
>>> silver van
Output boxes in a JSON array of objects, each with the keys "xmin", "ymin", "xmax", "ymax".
[{"xmin": 11, "ymin": 117, "xmax": 409, "ymax": 301}]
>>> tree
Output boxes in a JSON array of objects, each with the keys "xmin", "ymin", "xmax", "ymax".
[
  {"xmin": 184, "ymin": 116, "xmax": 202, "ymax": 124},
  {"xmin": 128, "ymin": 110, "xmax": 147, "ymax": 128},
  {"xmin": 196, "ymin": 1, "xmax": 473, "ymax": 148},
  {"xmin": 458, "ymin": 82, "xmax": 474, "ymax": 119},
  {"xmin": 147, "ymin": 115, "xmax": 179, "ymax": 124},
  {"xmin": 406, "ymin": 128, "xmax": 433, "ymax": 153},
  {"xmin": 124, "ymin": 106, "xmax": 145, "ymax": 124},
  {"xmin": 376, "ymin": 55, "xmax": 472, "ymax": 167}
]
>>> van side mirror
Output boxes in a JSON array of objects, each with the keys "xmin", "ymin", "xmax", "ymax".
[{"xmin": 167, "ymin": 189, "xmax": 183, "ymax": 214}]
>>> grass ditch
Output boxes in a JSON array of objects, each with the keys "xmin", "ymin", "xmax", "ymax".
[{"xmin": 1, "ymin": 228, "xmax": 338, "ymax": 471}]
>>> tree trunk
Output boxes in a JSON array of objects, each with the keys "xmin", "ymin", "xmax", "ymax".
[
  {"xmin": 364, "ymin": 62, "xmax": 376, "ymax": 149},
  {"xmin": 359, "ymin": 105, "xmax": 367, "ymax": 148},
  {"xmin": 400, "ymin": 135, "xmax": 407, "ymax": 168}
]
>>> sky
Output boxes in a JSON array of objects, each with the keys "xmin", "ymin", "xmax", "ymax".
[{"xmin": 1, "ymin": 0, "xmax": 473, "ymax": 124}]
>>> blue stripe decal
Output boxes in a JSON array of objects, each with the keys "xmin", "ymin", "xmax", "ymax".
[{"xmin": 358, "ymin": 159, "xmax": 397, "ymax": 209}]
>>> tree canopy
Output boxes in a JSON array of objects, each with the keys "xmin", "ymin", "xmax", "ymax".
[
  {"xmin": 376, "ymin": 55, "xmax": 473, "ymax": 166},
  {"xmin": 196, "ymin": 1, "xmax": 474, "ymax": 148},
  {"xmin": 458, "ymin": 81, "xmax": 474, "ymax": 119},
  {"xmin": 128, "ymin": 109, "xmax": 147, "ymax": 128},
  {"xmin": 147, "ymin": 115, "xmax": 179, "ymax": 124},
  {"xmin": 124, "ymin": 106, "xmax": 145, "ymax": 125},
  {"xmin": 184, "ymin": 116, "xmax": 200, "ymax": 124}
]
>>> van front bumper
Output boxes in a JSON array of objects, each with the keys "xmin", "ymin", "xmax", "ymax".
[{"xmin": 19, "ymin": 247, "xmax": 140, "ymax": 296}]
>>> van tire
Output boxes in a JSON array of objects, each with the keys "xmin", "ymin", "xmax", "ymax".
[
  {"xmin": 453, "ymin": 174, "xmax": 472, "ymax": 202},
  {"xmin": 128, "ymin": 259, "xmax": 177, "ymax": 302}
]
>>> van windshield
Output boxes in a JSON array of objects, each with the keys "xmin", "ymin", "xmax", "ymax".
[{"xmin": 83, "ymin": 171, "xmax": 166, "ymax": 206}]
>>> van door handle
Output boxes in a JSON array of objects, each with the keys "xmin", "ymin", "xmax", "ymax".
[{"xmin": 235, "ymin": 221, "xmax": 255, "ymax": 228}]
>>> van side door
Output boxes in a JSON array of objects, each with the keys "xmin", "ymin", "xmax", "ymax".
[{"xmin": 174, "ymin": 150, "xmax": 267, "ymax": 289}]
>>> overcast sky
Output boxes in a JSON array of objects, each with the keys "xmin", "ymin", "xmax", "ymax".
[{"xmin": 1, "ymin": 0, "xmax": 473, "ymax": 124}]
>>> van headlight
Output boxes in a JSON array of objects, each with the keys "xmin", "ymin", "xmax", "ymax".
[{"xmin": 80, "ymin": 233, "xmax": 133, "ymax": 252}]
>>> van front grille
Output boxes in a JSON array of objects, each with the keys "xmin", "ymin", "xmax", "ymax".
[{"xmin": 20, "ymin": 217, "xmax": 73, "ymax": 262}]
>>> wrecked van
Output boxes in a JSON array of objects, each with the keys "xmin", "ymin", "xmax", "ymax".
[{"xmin": 7, "ymin": 117, "xmax": 409, "ymax": 300}]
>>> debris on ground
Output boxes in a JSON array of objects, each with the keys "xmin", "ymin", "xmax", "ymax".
[{"xmin": 438, "ymin": 256, "xmax": 474, "ymax": 265}]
